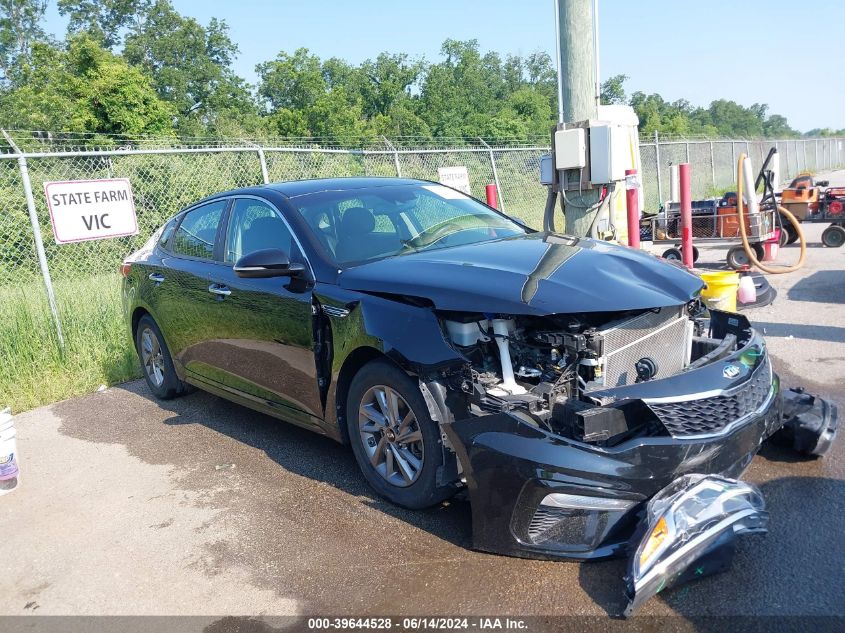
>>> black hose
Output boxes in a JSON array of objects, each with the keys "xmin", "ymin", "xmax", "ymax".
[{"xmin": 543, "ymin": 188, "xmax": 557, "ymax": 232}]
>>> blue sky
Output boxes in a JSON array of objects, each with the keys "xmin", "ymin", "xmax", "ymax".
[{"xmin": 43, "ymin": 0, "xmax": 845, "ymax": 132}]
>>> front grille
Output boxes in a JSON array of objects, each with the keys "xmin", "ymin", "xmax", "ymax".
[
  {"xmin": 648, "ymin": 355, "xmax": 773, "ymax": 437},
  {"xmin": 597, "ymin": 307, "xmax": 691, "ymax": 388}
]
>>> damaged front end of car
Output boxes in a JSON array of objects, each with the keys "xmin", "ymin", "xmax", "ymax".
[{"xmin": 422, "ymin": 303, "xmax": 836, "ymax": 615}]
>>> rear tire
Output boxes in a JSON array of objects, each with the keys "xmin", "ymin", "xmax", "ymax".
[
  {"xmin": 662, "ymin": 247, "xmax": 682, "ymax": 262},
  {"xmin": 135, "ymin": 314, "xmax": 188, "ymax": 400},
  {"xmin": 821, "ymin": 225, "xmax": 845, "ymax": 248},
  {"xmin": 726, "ymin": 245, "xmax": 750, "ymax": 269},
  {"xmin": 346, "ymin": 359, "xmax": 453, "ymax": 509}
]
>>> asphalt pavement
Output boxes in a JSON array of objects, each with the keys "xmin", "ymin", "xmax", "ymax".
[{"xmin": 1, "ymin": 172, "xmax": 844, "ymax": 625}]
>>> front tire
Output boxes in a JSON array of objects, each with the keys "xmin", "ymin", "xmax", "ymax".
[
  {"xmin": 135, "ymin": 314, "xmax": 187, "ymax": 400},
  {"xmin": 346, "ymin": 359, "xmax": 453, "ymax": 509}
]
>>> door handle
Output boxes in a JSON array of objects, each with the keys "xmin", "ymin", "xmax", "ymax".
[
  {"xmin": 208, "ymin": 283, "xmax": 231, "ymax": 297},
  {"xmin": 149, "ymin": 273, "xmax": 165, "ymax": 283}
]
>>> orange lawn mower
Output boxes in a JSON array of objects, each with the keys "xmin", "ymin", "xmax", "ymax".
[{"xmin": 773, "ymin": 154, "xmax": 845, "ymax": 248}]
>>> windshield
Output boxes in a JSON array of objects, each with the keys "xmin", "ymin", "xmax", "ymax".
[{"xmin": 291, "ymin": 183, "xmax": 529, "ymax": 266}]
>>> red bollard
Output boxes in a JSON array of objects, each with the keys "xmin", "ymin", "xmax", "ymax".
[
  {"xmin": 679, "ymin": 163, "xmax": 693, "ymax": 268},
  {"xmin": 625, "ymin": 169, "xmax": 640, "ymax": 249},
  {"xmin": 485, "ymin": 183, "xmax": 498, "ymax": 209}
]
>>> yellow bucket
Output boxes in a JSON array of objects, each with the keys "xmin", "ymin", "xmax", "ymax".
[{"xmin": 700, "ymin": 271, "xmax": 740, "ymax": 312}]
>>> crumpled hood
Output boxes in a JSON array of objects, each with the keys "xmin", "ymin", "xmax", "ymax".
[{"xmin": 338, "ymin": 233, "xmax": 703, "ymax": 315}]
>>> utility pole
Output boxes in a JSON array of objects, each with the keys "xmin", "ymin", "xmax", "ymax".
[{"xmin": 556, "ymin": 0, "xmax": 602, "ymax": 236}]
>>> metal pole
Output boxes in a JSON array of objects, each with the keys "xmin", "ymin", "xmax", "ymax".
[
  {"xmin": 802, "ymin": 140, "xmax": 808, "ymax": 173},
  {"xmin": 479, "ymin": 138, "xmax": 506, "ymax": 213},
  {"xmin": 255, "ymin": 147, "xmax": 269, "ymax": 184},
  {"xmin": 625, "ymin": 169, "xmax": 640, "ymax": 248},
  {"xmin": 679, "ymin": 162, "xmax": 693, "ymax": 269},
  {"xmin": 383, "ymin": 137, "xmax": 402, "ymax": 178},
  {"xmin": 654, "ymin": 131, "xmax": 663, "ymax": 204},
  {"xmin": 485, "ymin": 183, "xmax": 498, "ymax": 209},
  {"xmin": 731, "ymin": 141, "xmax": 736, "ymax": 177},
  {"xmin": 685, "ymin": 142, "xmax": 690, "ymax": 164},
  {"xmin": 709, "ymin": 140, "xmax": 716, "ymax": 189},
  {"xmin": 2, "ymin": 131, "xmax": 64, "ymax": 348},
  {"xmin": 785, "ymin": 141, "xmax": 791, "ymax": 180}
]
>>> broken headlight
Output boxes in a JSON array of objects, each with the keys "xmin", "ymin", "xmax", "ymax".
[{"xmin": 624, "ymin": 474, "xmax": 768, "ymax": 616}]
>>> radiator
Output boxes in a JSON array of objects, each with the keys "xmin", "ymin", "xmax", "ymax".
[{"xmin": 593, "ymin": 307, "xmax": 692, "ymax": 388}]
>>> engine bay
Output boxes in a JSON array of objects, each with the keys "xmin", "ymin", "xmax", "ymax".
[{"xmin": 438, "ymin": 301, "xmax": 745, "ymax": 445}]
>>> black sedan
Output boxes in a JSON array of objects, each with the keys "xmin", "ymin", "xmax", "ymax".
[{"xmin": 122, "ymin": 177, "xmax": 836, "ymax": 614}]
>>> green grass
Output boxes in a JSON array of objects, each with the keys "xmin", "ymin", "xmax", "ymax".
[{"xmin": 0, "ymin": 273, "xmax": 140, "ymax": 413}]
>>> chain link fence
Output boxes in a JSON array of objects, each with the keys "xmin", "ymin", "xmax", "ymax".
[{"xmin": 1, "ymin": 132, "xmax": 844, "ymax": 349}]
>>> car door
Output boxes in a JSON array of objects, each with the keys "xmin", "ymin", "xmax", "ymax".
[
  {"xmin": 204, "ymin": 196, "xmax": 323, "ymax": 428},
  {"xmin": 149, "ymin": 198, "xmax": 229, "ymax": 381}
]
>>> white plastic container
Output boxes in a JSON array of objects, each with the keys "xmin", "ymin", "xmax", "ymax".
[
  {"xmin": 737, "ymin": 275, "xmax": 757, "ymax": 305},
  {"xmin": 0, "ymin": 408, "xmax": 18, "ymax": 495}
]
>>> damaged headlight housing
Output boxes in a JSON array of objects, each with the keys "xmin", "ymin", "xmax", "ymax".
[{"xmin": 625, "ymin": 474, "xmax": 768, "ymax": 616}]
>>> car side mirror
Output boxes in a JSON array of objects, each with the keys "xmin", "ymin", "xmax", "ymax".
[{"xmin": 233, "ymin": 248, "xmax": 305, "ymax": 278}]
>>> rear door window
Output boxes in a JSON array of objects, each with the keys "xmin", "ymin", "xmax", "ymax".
[{"xmin": 170, "ymin": 200, "xmax": 226, "ymax": 260}]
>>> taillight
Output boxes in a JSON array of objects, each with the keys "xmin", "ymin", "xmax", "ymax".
[{"xmin": 120, "ymin": 262, "xmax": 132, "ymax": 277}]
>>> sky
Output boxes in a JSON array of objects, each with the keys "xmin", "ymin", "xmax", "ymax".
[{"xmin": 42, "ymin": 0, "xmax": 845, "ymax": 132}]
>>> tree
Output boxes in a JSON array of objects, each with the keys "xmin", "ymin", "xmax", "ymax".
[
  {"xmin": 0, "ymin": 35, "xmax": 174, "ymax": 136},
  {"xmin": 257, "ymin": 48, "xmax": 326, "ymax": 113},
  {"xmin": 0, "ymin": 0, "xmax": 47, "ymax": 81},
  {"xmin": 358, "ymin": 52, "xmax": 424, "ymax": 119},
  {"xmin": 57, "ymin": 0, "xmax": 151, "ymax": 50},
  {"xmin": 600, "ymin": 74, "xmax": 627, "ymax": 105},
  {"xmin": 121, "ymin": 1, "xmax": 247, "ymax": 129},
  {"xmin": 762, "ymin": 114, "xmax": 797, "ymax": 138},
  {"xmin": 420, "ymin": 39, "xmax": 504, "ymax": 137}
]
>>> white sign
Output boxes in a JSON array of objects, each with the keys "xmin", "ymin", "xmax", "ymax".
[
  {"xmin": 437, "ymin": 166, "xmax": 472, "ymax": 195},
  {"xmin": 44, "ymin": 178, "xmax": 138, "ymax": 244}
]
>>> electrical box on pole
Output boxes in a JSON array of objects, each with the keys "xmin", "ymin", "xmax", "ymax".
[{"xmin": 545, "ymin": 0, "xmax": 642, "ymax": 242}]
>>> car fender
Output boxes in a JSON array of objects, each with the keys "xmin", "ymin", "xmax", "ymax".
[{"xmin": 316, "ymin": 286, "xmax": 468, "ymax": 435}]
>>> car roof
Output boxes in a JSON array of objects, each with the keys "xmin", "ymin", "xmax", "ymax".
[
  {"xmin": 181, "ymin": 177, "xmax": 440, "ymax": 215},
  {"xmin": 199, "ymin": 177, "xmax": 430, "ymax": 202},
  {"xmin": 265, "ymin": 177, "xmax": 429, "ymax": 198}
]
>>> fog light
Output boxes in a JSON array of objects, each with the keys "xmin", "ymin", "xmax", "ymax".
[{"xmin": 528, "ymin": 493, "xmax": 637, "ymax": 550}]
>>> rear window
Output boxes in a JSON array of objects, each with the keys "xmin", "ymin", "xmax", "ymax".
[{"xmin": 170, "ymin": 200, "xmax": 226, "ymax": 260}]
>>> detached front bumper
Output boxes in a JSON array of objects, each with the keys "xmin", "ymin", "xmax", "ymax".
[{"xmin": 443, "ymin": 383, "xmax": 782, "ymax": 562}]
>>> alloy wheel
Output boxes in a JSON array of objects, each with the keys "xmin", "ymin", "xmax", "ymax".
[
  {"xmin": 357, "ymin": 385, "xmax": 425, "ymax": 487},
  {"xmin": 140, "ymin": 327, "xmax": 166, "ymax": 387}
]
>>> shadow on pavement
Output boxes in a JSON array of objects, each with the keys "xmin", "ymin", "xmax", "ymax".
[
  {"xmin": 752, "ymin": 320, "xmax": 845, "ymax": 343},
  {"xmin": 787, "ymin": 270, "xmax": 845, "ymax": 304}
]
